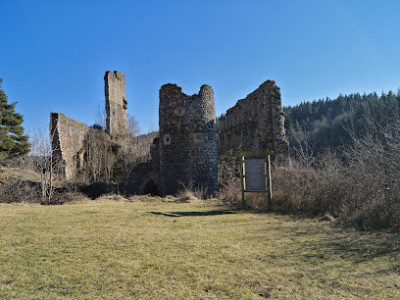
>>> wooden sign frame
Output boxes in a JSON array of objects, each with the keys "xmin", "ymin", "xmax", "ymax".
[{"xmin": 239, "ymin": 150, "xmax": 273, "ymax": 209}]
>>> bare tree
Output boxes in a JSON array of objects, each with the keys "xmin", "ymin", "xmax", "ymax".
[
  {"xmin": 127, "ymin": 113, "xmax": 140, "ymax": 137},
  {"xmin": 292, "ymin": 134, "xmax": 315, "ymax": 168},
  {"xmin": 84, "ymin": 128, "xmax": 115, "ymax": 183},
  {"xmin": 30, "ymin": 127, "xmax": 61, "ymax": 204},
  {"xmin": 95, "ymin": 101, "xmax": 107, "ymax": 130}
]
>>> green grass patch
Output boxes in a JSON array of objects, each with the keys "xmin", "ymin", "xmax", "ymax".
[{"xmin": 0, "ymin": 199, "xmax": 399, "ymax": 299}]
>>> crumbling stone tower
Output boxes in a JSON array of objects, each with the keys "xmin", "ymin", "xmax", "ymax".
[
  {"xmin": 105, "ymin": 71, "xmax": 127, "ymax": 139},
  {"xmin": 159, "ymin": 84, "xmax": 218, "ymax": 196}
]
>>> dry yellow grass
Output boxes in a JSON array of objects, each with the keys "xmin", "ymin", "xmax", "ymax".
[
  {"xmin": 0, "ymin": 167, "xmax": 40, "ymax": 183},
  {"xmin": 0, "ymin": 199, "xmax": 399, "ymax": 299}
]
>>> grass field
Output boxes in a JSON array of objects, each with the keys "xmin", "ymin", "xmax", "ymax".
[{"xmin": 0, "ymin": 197, "xmax": 399, "ymax": 299}]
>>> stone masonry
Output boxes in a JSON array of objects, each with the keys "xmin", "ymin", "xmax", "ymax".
[
  {"xmin": 158, "ymin": 84, "xmax": 218, "ymax": 196},
  {"xmin": 218, "ymin": 80, "xmax": 289, "ymax": 164},
  {"xmin": 105, "ymin": 71, "xmax": 127, "ymax": 139},
  {"xmin": 51, "ymin": 71, "xmax": 129, "ymax": 180},
  {"xmin": 50, "ymin": 71, "xmax": 288, "ymax": 194},
  {"xmin": 50, "ymin": 113, "xmax": 89, "ymax": 180}
]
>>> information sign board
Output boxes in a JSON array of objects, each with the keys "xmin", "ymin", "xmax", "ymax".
[
  {"xmin": 244, "ymin": 158, "xmax": 266, "ymax": 191},
  {"xmin": 239, "ymin": 151, "xmax": 273, "ymax": 209}
]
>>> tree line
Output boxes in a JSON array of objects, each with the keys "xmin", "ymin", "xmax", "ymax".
[
  {"xmin": 284, "ymin": 89, "xmax": 400, "ymax": 155},
  {"xmin": 2, "ymin": 74, "xmax": 400, "ymax": 161}
]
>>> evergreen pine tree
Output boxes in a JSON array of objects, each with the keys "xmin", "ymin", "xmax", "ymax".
[{"xmin": 0, "ymin": 79, "xmax": 31, "ymax": 158}]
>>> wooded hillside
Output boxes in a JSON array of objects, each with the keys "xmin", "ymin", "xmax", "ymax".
[{"xmin": 284, "ymin": 89, "xmax": 400, "ymax": 154}]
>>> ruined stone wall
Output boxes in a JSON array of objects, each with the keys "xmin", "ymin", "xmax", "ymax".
[
  {"xmin": 50, "ymin": 113, "xmax": 89, "ymax": 180},
  {"xmin": 218, "ymin": 80, "xmax": 289, "ymax": 164},
  {"xmin": 127, "ymin": 131, "xmax": 158, "ymax": 162},
  {"xmin": 159, "ymin": 84, "xmax": 218, "ymax": 196},
  {"xmin": 119, "ymin": 132, "xmax": 160, "ymax": 196},
  {"xmin": 105, "ymin": 71, "xmax": 127, "ymax": 139},
  {"xmin": 150, "ymin": 137, "xmax": 160, "ymax": 188}
]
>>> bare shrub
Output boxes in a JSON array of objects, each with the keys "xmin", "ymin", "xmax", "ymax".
[
  {"xmin": 273, "ymin": 123, "xmax": 400, "ymax": 231},
  {"xmin": 272, "ymin": 155, "xmax": 346, "ymax": 217},
  {"xmin": 0, "ymin": 179, "xmax": 40, "ymax": 203},
  {"xmin": 77, "ymin": 181, "xmax": 119, "ymax": 200},
  {"xmin": 218, "ymin": 150, "xmax": 242, "ymax": 206},
  {"xmin": 83, "ymin": 128, "xmax": 116, "ymax": 183},
  {"xmin": 339, "ymin": 131, "xmax": 400, "ymax": 230},
  {"xmin": 31, "ymin": 127, "xmax": 63, "ymax": 205},
  {"xmin": 273, "ymin": 167, "xmax": 317, "ymax": 213},
  {"xmin": 219, "ymin": 181, "xmax": 241, "ymax": 206},
  {"xmin": 245, "ymin": 193, "xmax": 270, "ymax": 210}
]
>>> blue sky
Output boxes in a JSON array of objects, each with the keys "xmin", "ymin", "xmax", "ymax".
[{"xmin": 1, "ymin": 0, "xmax": 400, "ymax": 135}]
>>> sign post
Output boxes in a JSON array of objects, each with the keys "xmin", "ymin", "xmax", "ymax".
[
  {"xmin": 240, "ymin": 155, "xmax": 246, "ymax": 208},
  {"xmin": 240, "ymin": 150, "xmax": 273, "ymax": 210}
]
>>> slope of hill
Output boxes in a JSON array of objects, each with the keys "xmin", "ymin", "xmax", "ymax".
[{"xmin": 284, "ymin": 90, "xmax": 400, "ymax": 155}]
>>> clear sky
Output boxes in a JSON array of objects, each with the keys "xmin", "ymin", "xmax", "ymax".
[{"xmin": 1, "ymin": 0, "xmax": 400, "ymax": 135}]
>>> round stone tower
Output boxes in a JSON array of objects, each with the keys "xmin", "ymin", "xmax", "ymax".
[{"xmin": 159, "ymin": 84, "xmax": 218, "ymax": 197}]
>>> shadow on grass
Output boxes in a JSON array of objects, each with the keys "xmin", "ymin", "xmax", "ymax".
[
  {"xmin": 304, "ymin": 234, "xmax": 400, "ymax": 264},
  {"xmin": 150, "ymin": 210, "xmax": 236, "ymax": 218}
]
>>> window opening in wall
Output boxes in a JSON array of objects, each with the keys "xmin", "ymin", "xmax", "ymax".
[{"xmin": 163, "ymin": 134, "xmax": 171, "ymax": 145}]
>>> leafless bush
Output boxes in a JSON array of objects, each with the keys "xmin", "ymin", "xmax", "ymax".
[
  {"xmin": 273, "ymin": 124, "xmax": 400, "ymax": 231},
  {"xmin": 272, "ymin": 154, "xmax": 346, "ymax": 217},
  {"xmin": 31, "ymin": 128, "xmax": 62, "ymax": 205},
  {"xmin": 0, "ymin": 179, "xmax": 40, "ymax": 203},
  {"xmin": 339, "ymin": 131, "xmax": 400, "ymax": 230},
  {"xmin": 217, "ymin": 123, "xmax": 400, "ymax": 231},
  {"xmin": 218, "ymin": 150, "xmax": 242, "ymax": 206},
  {"xmin": 292, "ymin": 135, "xmax": 316, "ymax": 168},
  {"xmin": 77, "ymin": 181, "xmax": 119, "ymax": 199},
  {"xmin": 84, "ymin": 128, "xmax": 116, "ymax": 183}
]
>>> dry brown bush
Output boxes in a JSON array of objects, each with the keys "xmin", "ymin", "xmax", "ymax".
[
  {"xmin": 219, "ymin": 125, "xmax": 400, "ymax": 231},
  {"xmin": 272, "ymin": 164, "xmax": 345, "ymax": 216},
  {"xmin": 218, "ymin": 169, "xmax": 241, "ymax": 207},
  {"xmin": 0, "ymin": 179, "xmax": 40, "ymax": 203},
  {"xmin": 218, "ymin": 150, "xmax": 242, "ymax": 206},
  {"xmin": 273, "ymin": 131, "xmax": 400, "ymax": 231}
]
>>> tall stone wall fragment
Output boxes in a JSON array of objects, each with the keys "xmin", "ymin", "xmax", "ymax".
[
  {"xmin": 50, "ymin": 113, "xmax": 89, "ymax": 180},
  {"xmin": 105, "ymin": 71, "xmax": 127, "ymax": 139},
  {"xmin": 218, "ymin": 80, "xmax": 289, "ymax": 164},
  {"xmin": 159, "ymin": 84, "xmax": 218, "ymax": 196},
  {"xmin": 150, "ymin": 137, "xmax": 160, "ymax": 188}
]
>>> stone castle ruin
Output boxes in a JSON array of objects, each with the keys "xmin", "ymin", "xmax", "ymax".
[
  {"xmin": 218, "ymin": 80, "xmax": 288, "ymax": 164},
  {"xmin": 50, "ymin": 71, "xmax": 129, "ymax": 181},
  {"xmin": 105, "ymin": 71, "xmax": 127, "ymax": 139},
  {"xmin": 158, "ymin": 84, "xmax": 218, "ymax": 196},
  {"xmin": 50, "ymin": 71, "xmax": 288, "ymax": 195},
  {"xmin": 50, "ymin": 113, "xmax": 89, "ymax": 180}
]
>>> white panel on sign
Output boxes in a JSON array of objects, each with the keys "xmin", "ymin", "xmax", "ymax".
[{"xmin": 244, "ymin": 158, "xmax": 266, "ymax": 191}]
